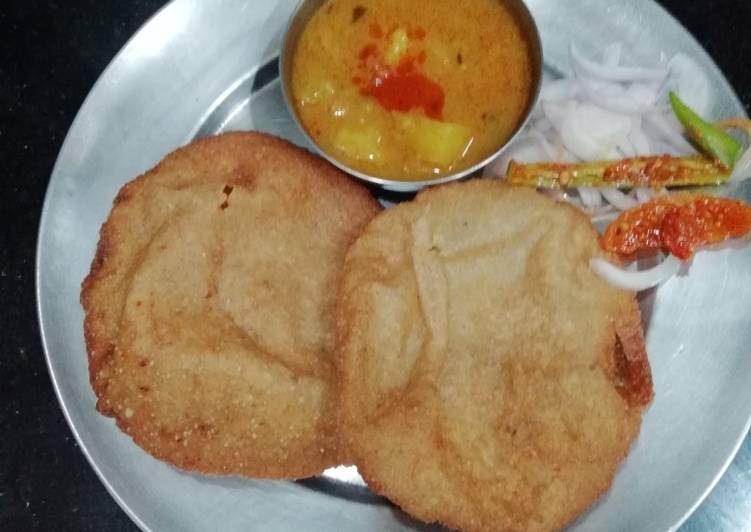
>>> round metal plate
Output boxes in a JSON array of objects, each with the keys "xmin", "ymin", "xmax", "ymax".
[{"xmin": 37, "ymin": 0, "xmax": 751, "ymax": 530}]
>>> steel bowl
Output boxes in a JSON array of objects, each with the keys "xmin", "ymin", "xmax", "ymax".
[{"xmin": 279, "ymin": 0, "xmax": 543, "ymax": 193}]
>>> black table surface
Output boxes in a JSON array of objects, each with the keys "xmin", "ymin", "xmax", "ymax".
[{"xmin": 2, "ymin": 1, "xmax": 750, "ymax": 530}]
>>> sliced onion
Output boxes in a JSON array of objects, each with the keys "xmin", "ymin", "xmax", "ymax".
[
  {"xmin": 541, "ymin": 100, "xmax": 570, "ymax": 133},
  {"xmin": 578, "ymin": 187, "xmax": 603, "ymax": 208},
  {"xmin": 602, "ymin": 42, "xmax": 623, "ymax": 68},
  {"xmin": 642, "ymin": 112, "xmax": 696, "ymax": 153},
  {"xmin": 576, "ymin": 77, "xmax": 657, "ymax": 115},
  {"xmin": 628, "ymin": 117, "xmax": 651, "ymax": 154},
  {"xmin": 601, "ymin": 187, "xmax": 639, "ymax": 210},
  {"xmin": 626, "ymin": 82, "xmax": 666, "ymax": 108},
  {"xmin": 635, "ymin": 187, "xmax": 654, "ymax": 203},
  {"xmin": 561, "ymin": 103, "xmax": 631, "ymax": 160},
  {"xmin": 530, "ymin": 116, "xmax": 554, "ymax": 133},
  {"xmin": 616, "ymin": 135, "xmax": 637, "ymax": 158},
  {"xmin": 590, "ymin": 254, "xmax": 682, "ymax": 291},
  {"xmin": 570, "ymin": 43, "xmax": 668, "ymax": 82},
  {"xmin": 530, "ymin": 129, "xmax": 557, "ymax": 160},
  {"xmin": 590, "ymin": 210, "xmax": 620, "ymax": 225},
  {"xmin": 540, "ymin": 77, "xmax": 579, "ymax": 103}
]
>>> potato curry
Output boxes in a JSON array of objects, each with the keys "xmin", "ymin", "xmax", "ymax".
[{"xmin": 292, "ymin": 0, "xmax": 534, "ymax": 181}]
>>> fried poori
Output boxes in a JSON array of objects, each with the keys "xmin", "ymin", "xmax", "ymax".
[
  {"xmin": 337, "ymin": 180, "xmax": 652, "ymax": 531},
  {"xmin": 81, "ymin": 131, "xmax": 380, "ymax": 478}
]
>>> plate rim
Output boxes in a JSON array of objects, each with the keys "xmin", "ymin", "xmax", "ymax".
[
  {"xmin": 35, "ymin": 2, "xmax": 180, "ymax": 531},
  {"xmin": 35, "ymin": 1, "xmax": 750, "ymax": 531}
]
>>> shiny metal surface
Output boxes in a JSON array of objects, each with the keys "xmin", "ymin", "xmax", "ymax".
[
  {"xmin": 36, "ymin": 0, "xmax": 750, "ymax": 530},
  {"xmin": 279, "ymin": 0, "xmax": 543, "ymax": 192}
]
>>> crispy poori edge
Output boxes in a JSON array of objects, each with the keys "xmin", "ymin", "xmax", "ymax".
[
  {"xmin": 459, "ymin": 182, "xmax": 655, "ymax": 409},
  {"xmin": 554, "ymin": 301, "xmax": 652, "ymax": 531},
  {"xmin": 334, "ymin": 195, "xmax": 455, "ymax": 523},
  {"xmin": 533, "ymin": 185, "xmax": 655, "ymax": 410},
  {"xmin": 335, "ymin": 180, "xmax": 654, "ymax": 531},
  {"xmin": 612, "ymin": 299, "xmax": 655, "ymax": 407},
  {"xmin": 81, "ymin": 131, "xmax": 381, "ymax": 477},
  {"xmin": 81, "ymin": 175, "xmax": 143, "ymax": 413},
  {"xmin": 334, "ymin": 190, "xmax": 418, "ymax": 460}
]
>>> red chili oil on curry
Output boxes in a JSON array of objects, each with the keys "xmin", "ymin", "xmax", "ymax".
[
  {"xmin": 354, "ymin": 26, "xmax": 445, "ymax": 120},
  {"xmin": 361, "ymin": 65, "xmax": 445, "ymax": 119}
]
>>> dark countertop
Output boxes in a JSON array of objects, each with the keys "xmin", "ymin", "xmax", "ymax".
[{"xmin": 1, "ymin": 1, "xmax": 749, "ymax": 530}]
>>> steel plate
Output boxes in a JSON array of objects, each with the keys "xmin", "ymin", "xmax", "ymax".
[{"xmin": 37, "ymin": 0, "xmax": 751, "ymax": 530}]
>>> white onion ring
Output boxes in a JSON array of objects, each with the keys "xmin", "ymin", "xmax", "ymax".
[
  {"xmin": 616, "ymin": 136, "xmax": 637, "ymax": 158},
  {"xmin": 560, "ymin": 104, "xmax": 630, "ymax": 160},
  {"xmin": 601, "ymin": 187, "xmax": 639, "ymax": 210},
  {"xmin": 590, "ymin": 254, "xmax": 682, "ymax": 291},
  {"xmin": 642, "ymin": 113, "xmax": 696, "ymax": 153},
  {"xmin": 635, "ymin": 187, "xmax": 654, "ymax": 204},
  {"xmin": 578, "ymin": 187, "xmax": 603, "ymax": 208},
  {"xmin": 570, "ymin": 43, "xmax": 668, "ymax": 82},
  {"xmin": 541, "ymin": 100, "xmax": 570, "ymax": 133},
  {"xmin": 602, "ymin": 42, "xmax": 623, "ymax": 68},
  {"xmin": 540, "ymin": 78, "xmax": 579, "ymax": 103},
  {"xmin": 629, "ymin": 117, "xmax": 651, "ymax": 154},
  {"xmin": 576, "ymin": 77, "xmax": 657, "ymax": 115},
  {"xmin": 527, "ymin": 129, "xmax": 557, "ymax": 160},
  {"xmin": 590, "ymin": 210, "xmax": 620, "ymax": 225}
]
